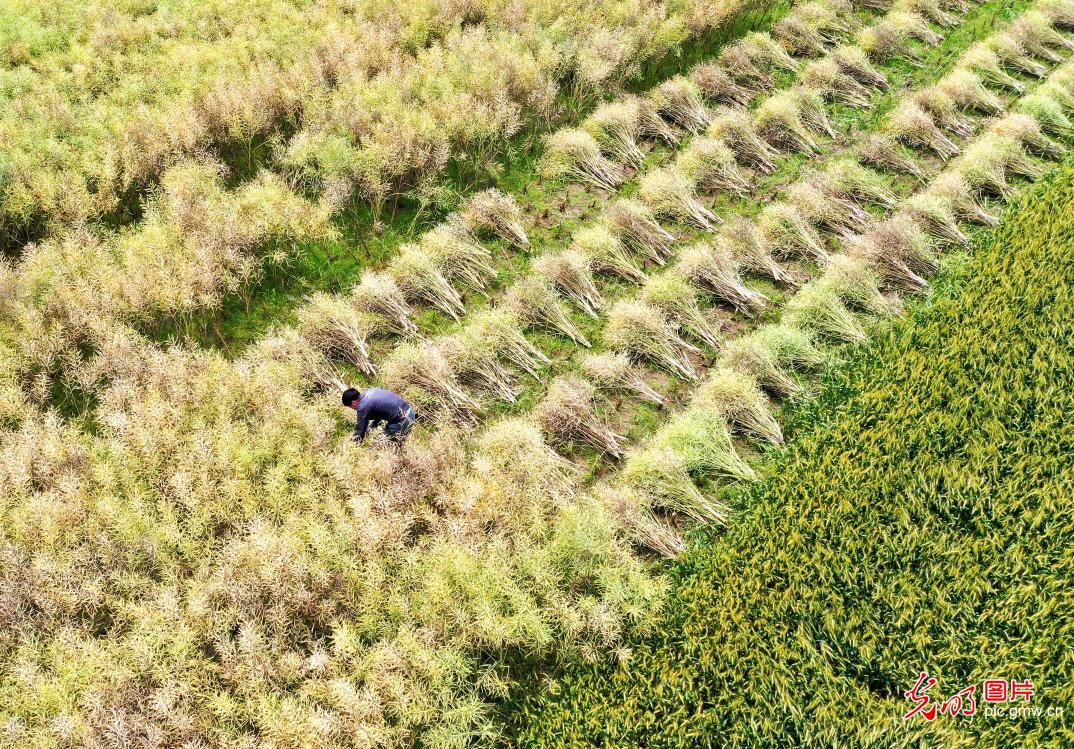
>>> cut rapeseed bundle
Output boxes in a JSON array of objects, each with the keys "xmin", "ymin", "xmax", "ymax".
[
  {"xmin": 1038, "ymin": 78, "xmax": 1074, "ymax": 113},
  {"xmin": 707, "ymin": 107, "xmax": 778, "ymax": 173},
  {"xmin": 784, "ymin": 281, "xmax": 868, "ymax": 342},
  {"xmin": 816, "ymin": 254, "xmax": 898, "ymax": 316},
  {"xmin": 717, "ymin": 41, "xmax": 775, "ymax": 92},
  {"xmin": 690, "ymin": 62, "xmax": 754, "ymax": 106},
  {"xmin": 420, "ymin": 223, "xmax": 496, "ymax": 291},
  {"xmin": 776, "ymin": 0, "xmax": 856, "ymax": 55},
  {"xmin": 652, "ymin": 78, "xmax": 710, "ymax": 133},
  {"xmin": 381, "ymin": 341, "xmax": 481, "ymax": 418},
  {"xmin": 958, "ymin": 43, "xmax": 1027, "ymax": 93},
  {"xmin": 436, "ymin": 333, "xmax": 520, "ymax": 403},
  {"xmin": 593, "ymin": 485, "xmax": 685, "ymax": 558},
  {"xmin": 676, "ymin": 240, "xmax": 770, "ymax": 314},
  {"xmin": 928, "ymin": 171, "xmax": 999, "ymax": 225},
  {"xmin": 572, "ymin": 224, "xmax": 646, "ymax": 283},
  {"xmin": 820, "ymin": 158, "xmax": 898, "ymax": 208},
  {"xmin": 622, "ymin": 447, "xmax": 730, "ymax": 525},
  {"xmin": 352, "ymin": 271, "xmax": 418, "ymax": 337},
  {"xmin": 756, "ymin": 203, "xmax": 830, "ymax": 264},
  {"xmin": 295, "ymin": 293, "xmax": 375, "ymax": 374},
  {"xmin": 466, "ymin": 308, "xmax": 549, "ymax": 379},
  {"xmin": 988, "ymin": 32, "xmax": 1050, "ymax": 77},
  {"xmin": 785, "ymin": 180, "xmax": 869, "ymax": 237},
  {"xmin": 1046, "ymin": 64, "xmax": 1074, "ymax": 101},
  {"xmin": 534, "ymin": 376, "xmax": 624, "ymax": 457},
  {"xmin": 1039, "ymin": 0, "xmax": 1074, "ymax": 28},
  {"xmin": 720, "ymin": 333, "xmax": 800, "ymax": 395},
  {"xmin": 990, "ymin": 133, "xmax": 1048, "ymax": 179},
  {"xmin": 694, "ymin": 367, "xmax": 784, "ymax": 445},
  {"xmin": 584, "ymin": 100, "xmax": 646, "ymax": 169},
  {"xmin": 859, "ymin": 12, "xmax": 938, "ymax": 62},
  {"xmin": 605, "ymin": 199, "xmax": 675, "ymax": 265},
  {"xmin": 894, "ymin": 0, "xmax": 959, "ymax": 27},
  {"xmin": 802, "ymin": 57, "xmax": 875, "ymax": 108},
  {"xmin": 775, "ymin": 15, "xmax": 833, "ymax": 57},
  {"xmin": 889, "ymin": 100, "xmax": 960, "ymax": 159},
  {"xmin": 1014, "ymin": 90, "xmax": 1074, "ymax": 135},
  {"xmin": 989, "ymin": 112, "xmax": 1065, "ymax": 158},
  {"xmin": 942, "ymin": 0, "xmax": 971, "ymax": 12},
  {"xmin": 605, "ymin": 300, "xmax": 699, "ymax": 381},
  {"xmin": 718, "ymin": 218, "xmax": 794, "ymax": 285},
  {"xmin": 655, "ymin": 408, "xmax": 756, "ymax": 482},
  {"xmin": 632, "ymin": 94, "xmax": 682, "ymax": 145},
  {"xmin": 845, "ymin": 215, "xmax": 937, "ymax": 291},
  {"xmin": 641, "ymin": 271, "xmax": 723, "ymax": 348},
  {"xmin": 859, "ymin": 133, "xmax": 930, "ymax": 179},
  {"xmin": 503, "ymin": 277, "xmax": 591, "ymax": 347},
  {"xmin": 935, "ymin": 69, "xmax": 1006, "ymax": 115},
  {"xmin": 541, "ymin": 128, "xmax": 624, "ymax": 189},
  {"xmin": 955, "ymin": 136, "xmax": 1027, "ymax": 199},
  {"xmin": 719, "ymin": 324, "xmax": 821, "ymax": 395},
  {"xmin": 886, "ymin": 10, "xmax": 943, "ymax": 46},
  {"xmin": 532, "ymin": 250, "xmax": 604, "ymax": 317},
  {"xmin": 898, "ymin": 193, "xmax": 971, "ymax": 246},
  {"xmin": 795, "ymin": 86, "xmax": 838, "ymax": 138},
  {"xmin": 915, "ymin": 88, "xmax": 976, "ymax": 138},
  {"xmin": 673, "ymin": 137, "xmax": 751, "ymax": 196},
  {"xmin": 830, "ymin": 45, "xmax": 889, "ymax": 90},
  {"xmin": 756, "ymin": 323, "xmax": 826, "ymax": 369},
  {"xmin": 581, "ymin": 351, "xmax": 666, "ymax": 405},
  {"xmin": 741, "ymin": 32, "xmax": 801, "ymax": 74},
  {"xmin": 461, "ymin": 189, "xmax": 529, "ymax": 248},
  {"xmin": 638, "ymin": 167, "xmax": 721, "ymax": 230},
  {"xmin": 1009, "ymin": 10, "xmax": 1074, "ymax": 62},
  {"xmin": 755, "ymin": 90, "xmax": 828, "ymax": 153},
  {"xmin": 390, "ymin": 243, "xmax": 466, "ymax": 319}
]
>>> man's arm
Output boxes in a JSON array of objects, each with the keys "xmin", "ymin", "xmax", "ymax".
[{"xmin": 354, "ymin": 404, "xmax": 372, "ymax": 443}]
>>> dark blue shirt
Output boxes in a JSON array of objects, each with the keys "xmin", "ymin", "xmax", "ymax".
[{"xmin": 354, "ymin": 388, "xmax": 412, "ymax": 442}]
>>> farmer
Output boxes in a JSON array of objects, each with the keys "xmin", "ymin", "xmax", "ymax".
[{"xmin": 342, "ymin": 387, "xmax": 418, "ymax": 445}]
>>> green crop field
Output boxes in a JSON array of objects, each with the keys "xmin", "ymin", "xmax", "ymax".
[{"xmin": 2, "ymin": 0, "xmax": 1074, "ymax": 746}]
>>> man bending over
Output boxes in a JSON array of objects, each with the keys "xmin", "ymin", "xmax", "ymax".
[{"xmin": 342, "ymin": 387, "xmax": 418, "ymax": 445}]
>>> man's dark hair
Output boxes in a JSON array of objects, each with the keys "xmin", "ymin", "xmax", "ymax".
[{"xmin": 342, "ymin": 388, "xmax": 361, "ymax": 407}]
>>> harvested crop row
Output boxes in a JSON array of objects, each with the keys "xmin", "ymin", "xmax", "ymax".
[
  {"xmin": 289, "ymin": 0, "xmax": 974, "ymax": 396},
  {"xmin": 351, "ymin": 3, "xmax": 1074, "ymax": 552},
  {"xmin": 509, "ymin": 122, "xmax": 1074, "ymax": 749},
  {"xmin": 278, "ymin": 0, "xmax": 901, "ymax": 385}
]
